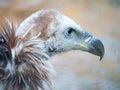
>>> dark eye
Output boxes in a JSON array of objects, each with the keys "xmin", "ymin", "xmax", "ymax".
[{"xmin": 66, "ymin": 28, "xmax": 75, "ymax": 36}]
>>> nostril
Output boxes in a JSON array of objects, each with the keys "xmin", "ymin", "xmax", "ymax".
[{"xmin": 85, "ymin": 37, "xmax": 92, "ymax": 43}]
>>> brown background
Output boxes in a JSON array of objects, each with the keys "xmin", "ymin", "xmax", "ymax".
[{"xmin": 0, "ymin": 0, "xmax": 120, "ymax": 90}]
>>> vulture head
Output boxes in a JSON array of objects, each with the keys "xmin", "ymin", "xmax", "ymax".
[
  {"xmin": 0, "ymin": 9, "xmax": 104, "ymax": 90},
  {"xmin": 17, "ymin": 9, "xmax": 104, "ymax": 59}
]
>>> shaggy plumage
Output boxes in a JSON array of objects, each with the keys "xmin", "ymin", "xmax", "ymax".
[
  {"xmin": 0, "ymin": 9, "xmax": 104, "ymax": 90},
  {"xmin": 0, "ymin": 20, "xmax": 55, "ymax": 90}
]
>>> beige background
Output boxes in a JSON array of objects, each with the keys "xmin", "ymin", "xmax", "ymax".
[{"xmin": 0, "ymin": 0, "xmax": 120, "ymax": 90}]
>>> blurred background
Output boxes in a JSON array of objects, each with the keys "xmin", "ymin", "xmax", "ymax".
[{"xmin": 0, "ymin": 0, "xmax": 120, "ymax": 90}]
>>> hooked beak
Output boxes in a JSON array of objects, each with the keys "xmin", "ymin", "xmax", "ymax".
[
  {"xmin": 87, "ymin": 37, "xmax": 104, "ymax": 60},
  {"xmin": 77, "ymin": 32, "xmax": 105, "ymax": 60}
]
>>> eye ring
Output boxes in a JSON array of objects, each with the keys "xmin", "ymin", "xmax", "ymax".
[{"xmin": 66, "ymin": 28, "xmax": 75, "ymax": 36}]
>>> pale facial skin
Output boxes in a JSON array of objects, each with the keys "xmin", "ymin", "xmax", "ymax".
[{"xmin": 37, "ymin": 11, "xmax": 105, "ymax": 60}]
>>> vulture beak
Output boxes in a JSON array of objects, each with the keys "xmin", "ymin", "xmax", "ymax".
[
  {"xmin": 87, "ymin": 37, "xmax": 104, "ymax": 60},
  {"xmin": 75, "ymin": 31, "xmax": 104, "ymax": 60}
]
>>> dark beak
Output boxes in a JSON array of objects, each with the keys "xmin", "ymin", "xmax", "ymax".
[
  {"xmin": 87, "ymin": 37, "xmax": 105, "ymax": 60},
  {"xmin": 78, "ymin": 31, "xmax": 104, "ymax": 60}
]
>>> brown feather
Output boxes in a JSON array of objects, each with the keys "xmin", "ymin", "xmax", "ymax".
[
  {"xmin": 16, "ymin": 9, "xmax": 60, "ymax": 40},
  {"xmin": 0, "ymin": 19, "xmax": 55, "ymax": 90}
]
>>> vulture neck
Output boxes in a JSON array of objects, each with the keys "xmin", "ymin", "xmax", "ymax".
[{"xmin": 0, "ymin": 21, "xmax": 56, "ymax": 90}]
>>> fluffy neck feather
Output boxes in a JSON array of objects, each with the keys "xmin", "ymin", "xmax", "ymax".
[{"xmin": 0, "ymin": 20, "xmax": 56, "ymax": 90}]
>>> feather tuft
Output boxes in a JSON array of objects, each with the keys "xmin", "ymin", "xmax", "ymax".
[{"xmin": 0, "ymin": 19, "xmax": 55, "ymax": 90}]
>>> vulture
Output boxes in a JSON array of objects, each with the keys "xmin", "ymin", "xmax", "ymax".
[{"xmin": 0, "ymin": 9, "xmax": 104, "ymax": 90}]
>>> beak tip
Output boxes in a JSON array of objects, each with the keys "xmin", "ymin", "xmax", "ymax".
[
  {"xmin": 99, "ymin": 55, "xmax": 103, "ymax": 61},
  {"xmin": 99, "ymin": 50, "xmax": 104, "ymax": 61},
  {"xmin": 99, "ymin": 43, "xmax": 105, "ymax": 61},
  {"xmin": 87, "ymin": 37, "xmax": 105, "ymax": 61}
]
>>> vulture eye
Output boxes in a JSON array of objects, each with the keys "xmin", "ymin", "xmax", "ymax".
[{"xmin": 66, "ymin": 28, "xmax": 75, "ymax": 37}]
